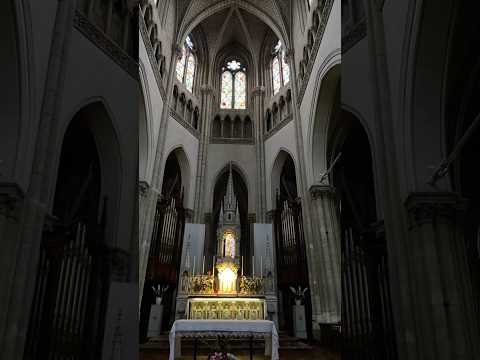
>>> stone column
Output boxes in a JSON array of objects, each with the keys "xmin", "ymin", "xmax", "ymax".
[
  {"xmin": 139, "ymin": 44, "xmax": 182, "ymax": 304},
  {"xmin": 193, "ymin": 84, "xmax": 214, "ymax": 223},
  {"xmin": 285, "ymin": 48, "xmax": 319, "ymax": 338},
  {"xmin": 252, "ymin": 86, "xmax": 266, "ymax": 222},
  {"xmin": 404, "ymin": 192, "xmax": 480, "ymax": 358},
  {"xmin": 309, "ymin": 185, "xmax": 341, "ymax": 326}
]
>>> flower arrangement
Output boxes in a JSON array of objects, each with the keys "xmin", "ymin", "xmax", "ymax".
[
  {"xmin": 289, "ymin": 285, "xmax": 308, "ymax": 304},
  {"xmin": 152, "ymin": 284, "xmax": 169, "ymax": 305},
  {"xmin": 207, "ymin": 352, "xmax": 228, "ymax": 360},
  {"xmin": 240, "ymin": 276, "xmax": 263, "ymax": 294},
  {"xmin": 192, "ymin": 275, "xmax": 211, "ymax": 293}
]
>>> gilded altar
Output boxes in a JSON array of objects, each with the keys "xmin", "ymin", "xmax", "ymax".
[{"xmin": 187, "ymin": 297, "xmax": 266, "ymax": 320}]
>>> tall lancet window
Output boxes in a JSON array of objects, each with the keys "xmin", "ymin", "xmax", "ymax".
[
  {"xmin": 272, "ymin": 40, "xmax": 290, "ymax": 95},
  {"xmin": 220, "ymin": 59, "xmax": 247, "ymax": 109},
  {"xmin": 176, "ymin": 35, "xmax": 196, "ymax": 92}
]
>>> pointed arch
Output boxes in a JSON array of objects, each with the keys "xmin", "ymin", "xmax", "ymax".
[
  {"xmin": 270, "ymin": 149, "xmax": 298, "ymax": 207},
  {"xmin": 162, "ymin": 145, "xmax": 191, "ymax": 206}
]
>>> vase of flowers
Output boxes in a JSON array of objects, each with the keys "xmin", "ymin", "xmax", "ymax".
[
  {"xmin": 290, "ymin": 285, "xmax": 308, "ymax": 305},
  {"xmin": 152, "ymin": 284, "xmax": 169, "ymax": 305}
]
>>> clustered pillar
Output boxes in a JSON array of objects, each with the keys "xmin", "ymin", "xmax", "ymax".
[
  {"xmin": 404, "ymin": 192, "xmax": 480, "ymax": 358},
  {"xmin": 309, "ymin": 185, "xmax": 341, "ymax": 328}
]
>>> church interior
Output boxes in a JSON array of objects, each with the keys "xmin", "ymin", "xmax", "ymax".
[{"xmin": 1, "ymin": 0, "xmax": 480, "ymax": 359}]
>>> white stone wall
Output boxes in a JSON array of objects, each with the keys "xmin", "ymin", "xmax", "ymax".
[{"xmin": 204, "ymin": 144, "xmax": 257, "ymax": 213}]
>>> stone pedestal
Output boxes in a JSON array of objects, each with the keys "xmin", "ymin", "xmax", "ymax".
[
  {"xmin": 147, "ymin": 304, "xmax": 163, "ymax": 338},
  {"xmin": 293, "ymin": 304, "xmax": 307, "ymax": 339}
]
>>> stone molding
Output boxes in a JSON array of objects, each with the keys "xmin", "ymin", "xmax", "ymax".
[
  {"xmin": 210, "ymin": 137, "xmax": 255, "ymax": 145},
  {"xmin": 0, "ymin": 182, "xmax": 25, "ymax": 220},
  {"xmin": 139, "ymin": 13, "xmax": 167, "ymax": 101},
  {"xmin": 405, "ymin": 192, "xmax": 466, "ymax": 229},
  {"xmin": 169, "ymin": 108, "xmax": 200, "ymax": 138},
  {"xmin": 73, "ymin": 10, "xmax": 138, "ymax": 81},
  {"xmin": 297, "ymin": 0, "xmax": 334, "ymax": 105},
  {"xmin": 263, "ymin": 114, "xmax": 293, "ymax": 141},
  {"xmin": 309, "ymin": 184, "xmax": 336, "ymax": 199}
]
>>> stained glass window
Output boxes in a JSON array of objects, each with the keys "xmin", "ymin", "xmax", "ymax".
[
  {"xmin": 282, "ymin": 53, "xmax": 290, "ymax": 85},
  {"xmin": 234, "ymin": 71, "xmax": 246, "ymax": 109},
  {"xmin": 274, "ymin": 40, "xmax": 282, "ymax": 52},
  {"xmin": 272, "ymin": 40, "xmax": 290, "ymax": 93},
  {"xmin": 185, "ymin": 54, "xmax": 195, "ymax": 92},
  {"xmin": 176, "ymin": 46, "xmax": 186, "ymax": 82},
  {"xmin": 272, "ymin": 57, "xmax": 281, "ymax": 95},
  {"xmin": 220, "ymin": 59, "xmax": 247, "ymax": 109},
  {"xmin": 221, "ymin": 71, "xmax": 233, "ymax": 109},
  {"xmin": 227, "ymin": 60, "xmax": 242, "ymax": 71},
  {"xmin": 175, "ymin": 35, "xmax": 196, "ymax": 93},
  {"xmin": 185, "ymin": 35, "xmax": 194, "ymax": 50}
]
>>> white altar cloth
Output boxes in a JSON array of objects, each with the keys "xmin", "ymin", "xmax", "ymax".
[{"xmin": 169, "ymin": 319, "xmax": 279, "ymax": 360}]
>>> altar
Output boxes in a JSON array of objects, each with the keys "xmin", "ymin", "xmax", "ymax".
[
  {"xmin": 169, "ymin": 166, "xmax": 279, "ymax": 358},
  {"xmin": 169, "ymin": 319, "xmax": 279, "ymax": 360},
  {"xmin": 187, "ymin": 297, "xmax": 266, "ymax": 320}
]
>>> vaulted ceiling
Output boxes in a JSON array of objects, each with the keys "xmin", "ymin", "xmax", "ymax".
[
  {"xmin": 195, "ymin": 6, "xmax": 273, "ymax": 63},
  {"xmin": 175, "ymin": 0, "xmax": 291, "ymax": 59}
]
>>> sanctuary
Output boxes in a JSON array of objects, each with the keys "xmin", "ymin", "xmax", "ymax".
[{"xmin": 175, "ymin": 165, "xmax": 278, "ymax": 324}]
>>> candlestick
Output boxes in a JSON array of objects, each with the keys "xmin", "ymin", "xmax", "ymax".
[
  {"xmin": 241, "ymin": 256, "xmax": 244, "ymax": 276},
  {"xmin": 253, "ymin": 255, "xmax": 255, "ymax": 277}
]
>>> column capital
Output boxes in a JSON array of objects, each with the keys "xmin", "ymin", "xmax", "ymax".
[
  {"xmin": 105, "ymin": 247, "xmax": 130, "ymax": 282},
  {"xmin": 173, "ymin": 44, "xmax": 183, "ymax": 59},
  {"xmin": 200, "ymin": 84, "xmax": 214, "ymax": 94},
  {"xmin": 284, "ymin": 49, "xmax": 294, "ymax": 61},
  {"xmin": 309, "ymin": 184, "xmax": 336, "ymax": 199},
  {"xmin": 138, "ymin": 180, "xmax": 150, "ymax": 198},
  {"xmin": 0, "ymin": 182, "xmax": 25, "ymax": 220},
  {"xmin": 266, "ymin": 209, "xmax": 275, "ymax": 223},
  {"xmin": 185, "ymin": 208, "xmax": 194, "ymax": 222},
  {"xmin": 405, "ymin": 192, "xmax": 466, "ymax": 229},
  {"xmin": 251, "ymin": 86, "xmax": 265, "ymax": 96}
]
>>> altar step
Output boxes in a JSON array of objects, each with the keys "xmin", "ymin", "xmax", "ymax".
[{"xmin": 142, "ymin": 333, "xmax": 312, "ymax": 351}]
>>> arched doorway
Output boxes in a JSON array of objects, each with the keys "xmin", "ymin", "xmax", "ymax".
[
  {"xmin": 140, "ymin": 150, "xmax": 187, "ymax": 341},
  {"xmin": 271, "ymin": 150, "xmax": 312, "ymax": 338},
  {"xmin": 25, "ymin": 105, "xmax": 115, "ymax": 360},
  {"xmin": 333, "ymin": 110, "xmax": 397, "ymax": 359}
]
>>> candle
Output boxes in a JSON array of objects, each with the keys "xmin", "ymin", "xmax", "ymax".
[
  {"xmin": 241, "ymin": 256, "xmax": 244, "ymax": 276},
  {"xmin": 252, "ymin": 255, "xmax": 255, "ymax": 277},
  {"xmin": 202, "ymin": 255, "xmax": 205, "ymax": 274},
  {"xmin": 213, "ymin": 255, "xmax": 215, "ymax": 277},
  {"xmin": 261, "ymin": 256, "xmax": 263, "ymax": 278},
  {"xmin": 193, "ymin": 256, "xmax": 196, "ymax": 276}
]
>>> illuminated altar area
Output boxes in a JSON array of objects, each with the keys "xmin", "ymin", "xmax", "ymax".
[{"xmin": 175, "ymin": 165, "xmax": 276, "ymax": 323}]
